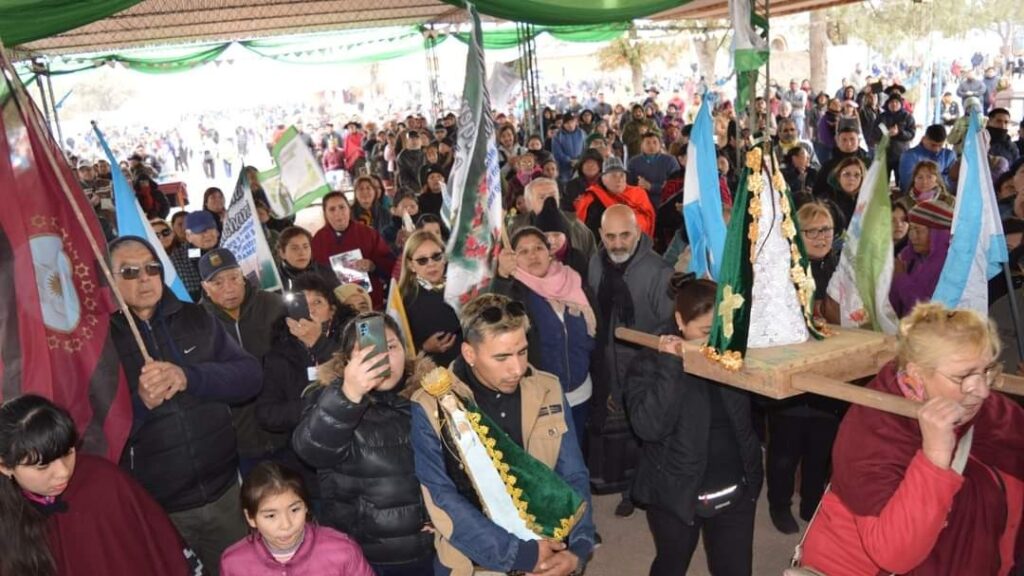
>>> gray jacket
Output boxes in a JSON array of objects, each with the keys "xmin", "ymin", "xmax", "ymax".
[{"xmin": 587, "ymin": 233, "xmax": 673, "ymax": 399}]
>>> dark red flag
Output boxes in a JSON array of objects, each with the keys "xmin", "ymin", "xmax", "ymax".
[{"xmin": 0, "ymin": 61, "xmax": 131, "ymax": 461}]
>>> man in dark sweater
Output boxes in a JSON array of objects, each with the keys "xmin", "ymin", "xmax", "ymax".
[
  {"xmin": 627, "ymin": 132, "xmax": 681, "ymax": 208},
  {"xmin": 108, "ymin": 237, "xmax": 262, "ymax": 576},
  {"xmin": 198, "ymin": 249, "xmax": 287, "ymax": 472}
]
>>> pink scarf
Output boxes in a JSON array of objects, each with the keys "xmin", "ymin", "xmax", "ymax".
[{"xmin": 514, "ymin": 261, "xmax": 596, "ymax": 336}]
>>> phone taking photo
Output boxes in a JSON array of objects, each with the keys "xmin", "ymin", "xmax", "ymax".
[
  {"xmin": 355, "ymin": 315, "xmax": 391, "ymax": 380},
  {"xmin": 284, "ymin": 292, "xmax": 310, "ymax": 321}
]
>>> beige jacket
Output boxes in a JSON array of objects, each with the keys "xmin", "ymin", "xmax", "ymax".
[{"xmin": 411, "ymin": 368, "xmax": 570, "ymax": 575}]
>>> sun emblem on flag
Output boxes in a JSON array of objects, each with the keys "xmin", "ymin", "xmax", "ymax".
[{"xmin": 29, "ymin": 234, "xmax": 82, "ymax": 334}]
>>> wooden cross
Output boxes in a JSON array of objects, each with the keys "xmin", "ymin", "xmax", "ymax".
[{"xmin": 717, "ymin": 285, "xmax": 745, "ymax": 339}]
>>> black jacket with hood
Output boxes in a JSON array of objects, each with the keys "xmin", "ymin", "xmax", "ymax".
[
  {"xmin": 109, "ymin": 236, "xmax": 262, "ymax": 513},
  {"xmin": 626, "ymin": 350, "xmax": 764, "ymax": 524},
  {"xmin": 292, "ymin": 379, "xmax": 434, "ymax": 566}
]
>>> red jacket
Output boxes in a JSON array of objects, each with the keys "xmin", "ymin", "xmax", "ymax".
[
  {"xmin": 801, "ymin": 362, "xmax": 1024, "ymax": 576},
  {"xmin": 311, "ymin": 221, "xmax": 395, "ymax": 310},
  {"xmin": 575, "ymin": 182, "xmax": 656, "ymax": 237},
  {"xmin": 220, "ymin": 524, "xmax": 374, "ymax": 576},
  {"xmin": 45, "ymin": 455, "xmax": 192, "ymax": 575}
]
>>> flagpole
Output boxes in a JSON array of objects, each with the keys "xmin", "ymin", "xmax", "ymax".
[
  {"xmin": 1002, "ymin": 261, "xmax": 1024, "ymax": 361},
  {"xmin": 0, "ymin": 40, "xmax": 153, "ymax": 364}
]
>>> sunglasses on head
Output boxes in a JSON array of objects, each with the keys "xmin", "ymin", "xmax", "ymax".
[
  {"xmin": 479, "ymin": 300, "xmax": 527, "ymax": 324},
  {"xmin": 412, "ymin": 251, "xmax": 444, "ymax": 266},
  {"xmin": 155, "ymin": 228, "xmax": 172, "ymax": 237},
  {"xmin": 116, "ymin": 262, "xmax": 162, "ymax": 280}
]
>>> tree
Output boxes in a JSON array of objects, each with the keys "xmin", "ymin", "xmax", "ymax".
[
  {"xmin": 809, "ymin": 10, "xmax": 830, "ymax": 94},
  {"xmin": 825, "ymin": 0, "xmax": 992, "ymax": 58},
  {"xmin": 981, "ymin": 0, "xmax": 1024, "ymax": 56},
  {"xmin": 690, "ymin": 20, "xmax": 731, "ymax": 85},
  {"xmin": 597, "ymin": 23, "xmax": 680, "ymax": 96}
]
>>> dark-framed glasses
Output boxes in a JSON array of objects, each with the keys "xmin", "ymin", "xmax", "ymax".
[
  {"xmin": 116, "ymin": 262, "xmax": 162, "ymax": 280},
  {"xmin": 412, "ymin": 251, "xmax": 444, "ymax": 266},
  {"xmin": 801, "ymin": 226, "xmax": 834, "ymax": 240}
]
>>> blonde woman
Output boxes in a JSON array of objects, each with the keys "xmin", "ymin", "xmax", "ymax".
[
  {"xmin": 398, "ymin": 230, "xmax": 462, "ymax": 365},
  {"xmin": 799, "ymin": 303, "xmax": 1024, "ymax": 575}
]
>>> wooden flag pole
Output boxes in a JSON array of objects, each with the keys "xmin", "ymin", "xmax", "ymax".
[
  {"xmin": 615, "ymin": 327, "xmax": 921, "ymax": 419},
  {"xmin": 0, "ymin": 44, "xmax": 152, "ymax": 364}
]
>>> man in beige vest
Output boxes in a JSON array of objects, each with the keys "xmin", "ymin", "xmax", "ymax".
[{"xmin": 410, "ymin": 293, "xmax": 595, "ymax": 575}]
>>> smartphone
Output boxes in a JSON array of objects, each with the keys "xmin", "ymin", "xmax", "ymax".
[
  {"xmin": 356, "ymin": 315, "xmax": 391, "ymax": 379},
  {"xmin": 284, "ymin": 292, "xmax": 310, "ymax": 321}
]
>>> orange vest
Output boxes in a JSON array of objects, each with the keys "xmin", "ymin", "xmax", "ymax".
[{"xmin": 575, "ymin": 182, "xmax": 655, "ymax": 237}]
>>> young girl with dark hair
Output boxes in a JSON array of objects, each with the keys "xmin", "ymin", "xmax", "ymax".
[
  {"xmin": 0, "ymin": 395, "xmax": 195, "ymax": 576},
  {"xmin": 624, "ymin": 277, "xmax": 763, "ymax": 576},
  {"xmin": 220, "ymin": 461, "xmax": 373, "ymax": 575}
]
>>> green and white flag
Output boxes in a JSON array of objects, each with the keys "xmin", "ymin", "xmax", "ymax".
[
  {"xmin": 730, "ymin": 0, "xmax": 769, "ymax": 108},
  {"xmin": 827, "ymin": 134, "xmax": 898, "ymax": 333},
  {"xmin": 443, "ymin": 3, "xmax": 504, "ymax": 314},
  {"xmin": 221, "ymin": 172, "xmax": 283, "ymax": 292},
  {"xmin": 265, "ymin": 126, "xmax": 331, "ymax": 217}
]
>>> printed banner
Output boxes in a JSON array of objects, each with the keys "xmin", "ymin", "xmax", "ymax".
[
  {"xmin": 221, "ymin": 174, "xmax": 283, "ymax": 291},
  {"xmin": 267, "ymin": 126, "xmax": 332, "ymax": 217}
]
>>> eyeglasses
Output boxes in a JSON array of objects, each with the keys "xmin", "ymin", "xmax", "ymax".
[
  {"xmin": 936, "ymin": 361, "xmax": 1003, "ymax": 393},
  {"xmin": 116, "ymin": 262, "xmax": 162, "ymax": 280},
  {"xmin": 412, "ymin": 251, "xmax": 444, "ymax": 266},
  {"xmin": 155, "ymin": 228, "xmax": 172, "ymax": 238},
  {"xmin": 479, "ymin": 300, "xmax": 527, "ymax": 324},
  {"xmin": 801, "ymin": 226, "xmax": 834, "ymax": 239}
]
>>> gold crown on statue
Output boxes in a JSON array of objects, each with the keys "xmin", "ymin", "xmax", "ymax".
[{"xmin": 421, "ymin": 367, "xmax": 453, "ymax": 398}]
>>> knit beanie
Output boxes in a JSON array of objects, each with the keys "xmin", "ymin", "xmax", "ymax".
[{"xmin": 908, "ymin": 198, "xmax": 954, "ymax": 230}]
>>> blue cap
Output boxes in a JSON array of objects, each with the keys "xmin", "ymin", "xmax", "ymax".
[
  {"xmin": 184, "ymin": 211, "xmax": 217, "ymax": 234},
  {"xmin": 198, "ymin": 248, "xmax": 240, "ymax": 282}
]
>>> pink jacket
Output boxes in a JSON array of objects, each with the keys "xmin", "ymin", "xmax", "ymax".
[{"xmin": 220, "ymin": 525, "xmax": 374, "ymax": 576}]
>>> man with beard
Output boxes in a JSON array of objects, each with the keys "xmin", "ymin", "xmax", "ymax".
[
  {"xmin": 774, "ymin": 117, "xmax": 820, "ymax": 170},
  {"xmin": 586, "ymin": 205, "xmax": 673, "ymax": 517}
]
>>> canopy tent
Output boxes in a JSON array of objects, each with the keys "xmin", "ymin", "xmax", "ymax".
[{"xmin": 5, "ymin": 0, "xmax": 857, "ymax": 57}]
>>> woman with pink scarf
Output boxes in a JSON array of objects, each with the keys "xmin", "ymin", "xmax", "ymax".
[{"xmin": 492, "ymin": 226, "xmax": 597, "ymax": 447}]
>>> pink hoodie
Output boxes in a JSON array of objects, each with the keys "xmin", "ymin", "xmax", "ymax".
[{"xmin": 220, "ymin": 524, "xmax": 374, "ymax": 576}]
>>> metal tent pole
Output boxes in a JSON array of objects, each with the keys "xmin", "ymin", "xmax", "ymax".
[{"xmin": 44, "ymin": 63, "xmax": 65, "ymax": 149}]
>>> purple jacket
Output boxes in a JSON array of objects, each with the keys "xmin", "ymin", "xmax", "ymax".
[
  {"xmin": 889, "ymin": 228, "xmax": 951, "ymax": 318},
  {"xmin": 220, "ymin": 525, "xmax": 374, "ymax": 576}
]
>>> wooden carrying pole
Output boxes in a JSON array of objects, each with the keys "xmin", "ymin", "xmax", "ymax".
[{"xmin": 614, "ymin": 327, "xmax": 922, "ymax": 419}]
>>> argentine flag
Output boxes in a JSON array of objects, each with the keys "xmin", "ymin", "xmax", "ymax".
[
  {"xmin": 932, "ymin": 112, "xmax": 1006, "ymax": 314},
  {"xmin": 683, "ymin": 96, "xmax": 727, "ymax": 280},
  {"xmin": 92, "ymin": 123, "xmax": 192, "ymax": 302}
]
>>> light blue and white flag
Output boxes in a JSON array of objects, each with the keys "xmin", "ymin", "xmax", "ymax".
[
  {"xmin": 933, "ymin": 112, "xmax": 1007, "ymax": 314},
  {"xmin": 683, "ymin": 97, "xmax": 727, "ymax": 280},
  {"xmin": 92, "ymin": 122, "xmax": 192, "ymax": 302}
]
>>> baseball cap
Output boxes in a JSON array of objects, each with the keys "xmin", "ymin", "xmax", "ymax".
[
  {"xmin": 185, "ymin": 211, "xmax": 218, "ymax": 234},
  {"xmin": 602, "ymin": 156, "xmax": 627, "ymax": 175},
  {"xmin": 198, "ymin": 248, "xmax": 240, "ymax": 282}
]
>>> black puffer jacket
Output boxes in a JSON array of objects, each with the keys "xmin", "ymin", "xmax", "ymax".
[
  {"xmin": 111, "ymin": 290, "xmax": 262, "ymax": 513},
  {"xmin": 291, "ymin": 382, "xmax": 433, "ymax": 566},
  {"xmin": 625, "ymin": 350, "xmax": 764, "ymax": 524}
]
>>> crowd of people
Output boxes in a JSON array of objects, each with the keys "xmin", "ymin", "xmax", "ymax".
[{"xmin": 3, "ymin": 51, "xmax": 1024, "ymax": 576}]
